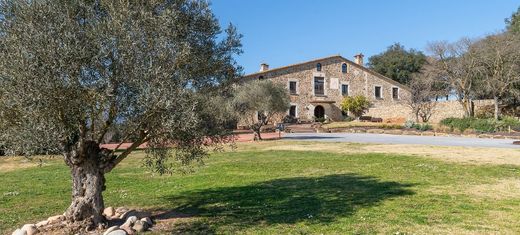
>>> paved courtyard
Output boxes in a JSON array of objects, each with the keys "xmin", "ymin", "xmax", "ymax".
[{"xmin": 284, "ymin": 133, "xmax": 520, "ymax": 149}]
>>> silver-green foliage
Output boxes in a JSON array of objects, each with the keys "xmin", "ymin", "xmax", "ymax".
[
  {"xmin": 0, "ymin": 0, "xmax": 241, "ymax": 161},
  {"xmin": 231, "ymin": 80, "xmax": 290, "ymax": 139}
]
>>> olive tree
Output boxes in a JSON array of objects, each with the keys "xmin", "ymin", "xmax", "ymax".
[
  {"xmin": 231, "ymin": 80, "xmax": 290, "ymax": 140},
  {"xmin": 0, "ymin": 0, "xmax": 241, "ymax": 230}
]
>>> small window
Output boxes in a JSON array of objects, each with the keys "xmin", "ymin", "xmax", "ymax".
[
  {"xmin": 289, "ymin": 81, "xmax": 297, "ymax": 94},
  {"xmin": 259, "ymin": 76, "xmax": 264, "ymax": 80},
  {"xmin": 392, "ymin": 87, "xmax": 399, "ymax": 99},
  {"xmin": 342, "ymin": 63, "xmax": 348, "ymax": 73},
  {"xmin": 341, "ymin": 84, "xmax": 349, "ymax": 96},
  {"xmin": 375, "ymin": 86, "xmax": 382, "ymax": 99},
  {"xmin": 316, "ymin": 63, "xmax": 322, "ymax": 71},
  {"xmin": 289, "ymin": 105, "xmax": 297, "ymax": 117},
  {"xmin": 314, "ymin": 77, "xmax": 325, "ymax": 95}
]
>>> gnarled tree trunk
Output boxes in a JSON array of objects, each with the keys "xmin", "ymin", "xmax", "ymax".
[{"xmin": 64, "ymin": 141, "xmax": 111, "ymax": 230}]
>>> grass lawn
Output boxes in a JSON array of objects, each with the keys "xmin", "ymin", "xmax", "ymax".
[{"xmin": 1, "ymin": 141, "xmax": 520, "ymax": 234}]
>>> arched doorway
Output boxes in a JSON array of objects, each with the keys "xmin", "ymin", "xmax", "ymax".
[{"xmin": 314, "ymin": 105, "xmax": 325, "ymax": 119}]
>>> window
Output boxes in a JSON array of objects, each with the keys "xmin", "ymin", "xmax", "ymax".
[
  {"xmin": 289, "ymin": 81, "xmax": 297, "ymax": 94},
  {"xmin": 341, "ymin": 84, "xmax": 349, "ymax": 96},
  {"xmin": 289, "ymin": 105, "xmax": 297, "ymax": 117},
  {"xmin": 374, "ymin": 86, "xmax": 382, "ymax": 99},
  {"xmin": 392, "ymin": 87, "xmax": 399, "ymax": 99},
  {"xmin": 316, "ymin": 63, "xmax": 322, "ymax": 71},
  {"xmin": 259, "ymin": 76, "xmax": 264, "ymax": 80},
  {"xmin": 314, "ymin": 77, "xmax": 325, "ymax": 95},
  {"xmin": 342, "ymin": 63, "xmax": 348, "ymax": 73}
]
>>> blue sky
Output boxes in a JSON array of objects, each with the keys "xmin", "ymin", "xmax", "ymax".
[{"xmin": 211, "ymin": 0, "xmax": 520, "ymax": 74}]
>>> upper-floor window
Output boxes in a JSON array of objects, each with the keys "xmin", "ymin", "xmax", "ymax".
[
  {"xmin": 341, "ymin": 84, "xmax": 349, "ymax": 96},
  {"xmin": 289, "ymin": 81, "xmax": 297, "ymax": 95},
  {"xmin": 316, "ymin": 63, "xmax": 322, "ymax": 71},
  {"xmin": 342, "ymin": 63, "xmax": 348, "ymax": 73},
  {"xmin": 392, "ymin": 87, "xmax": 399, "ymax": 99},
  {"xmin": 314, "ymin": 77, "xmax": 325, "ymax": 95},
  {"xmin": 374, "ymin": 86, "xmax": 382, "ymax": 99}
]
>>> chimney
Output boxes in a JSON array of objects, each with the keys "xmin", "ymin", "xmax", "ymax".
[
  {"xmin": 354, "ymin": 53, "xmax": 364, "ymax": 66},
  {"xmin": 260, "ymin": 63, "xmax": 269, "ymax": 72}
]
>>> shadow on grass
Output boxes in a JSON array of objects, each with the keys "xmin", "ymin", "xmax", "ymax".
[{"xmin": 158, "ymin": 173, "xmax": 415, "ymax": 234}]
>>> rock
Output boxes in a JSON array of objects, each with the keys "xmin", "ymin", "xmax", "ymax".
[
  {"xmin": 35, "ymin": 220, "xmax": 48, "ymax": 228},
  {"xmin": 140, "ymin": 217, "xmax": 153, "ymax": 226},
  {"xmin": 21, "ymin": 224, "xmax": 38, "ymax": 235},
  {"xmin": 120, "ymin": 210, "xmax": 152, "ymax": 220},
  {"xmin": 106, "ymin": 229, "xmax": 127, "ymax": 235},
  {"xmin": 121, "ymin": 215, "xmax": 138, "ymax": 230},
  {"xmin": 103, "ymin": 226, "xmax": 120, "ymax": 235},
  {"xmin": 47, "ymin": 215, "xmax": 65, "ymax": 224},
  {"xmin": 11, "ymin": 229, "xmax": 26, "ymax": 235},
  {"xmin": 120, "ymin": 210, "xmax": 136, "ymax": 220},
  {"xmin": 104, "ymin": 207, "xmax": 115, "ymax": 217},
  {"xmin": 132, "ymin": 220, "xmax": 148, "ymax": 233},
  {"xmin": 120, "ymin": 225, "xmax": 135, "ymax": 235},
  {"xmin": 115, "ymin": 207, "xmax": 129, "ymax": 215}
]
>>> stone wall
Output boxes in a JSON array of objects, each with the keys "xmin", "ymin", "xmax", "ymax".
[
  {"xmin": 242, "ymin": 55, "xmax": 411, "ymax": 122},
  {"xmin": 365, "ymin": 99, "xmax": 494, "ymax": 123}
]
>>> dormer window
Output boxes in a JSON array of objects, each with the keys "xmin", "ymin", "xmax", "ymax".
[
  {"xmin": 316, "ymin": 63, "xmax": 322, "ymax": 71},
  {"xmin": 342, "ymin": 63, "xmax": 348, "ymax": 73}
]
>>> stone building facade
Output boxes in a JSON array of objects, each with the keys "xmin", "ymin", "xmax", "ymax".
[{"xmin": 242, "ymin": 55, "xmax": 412, "ymax": 122}]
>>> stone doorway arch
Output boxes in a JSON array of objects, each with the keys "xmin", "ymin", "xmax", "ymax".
[{"xmin": 314, "ymin": 105, "xmax": 325, "ymax": 119}]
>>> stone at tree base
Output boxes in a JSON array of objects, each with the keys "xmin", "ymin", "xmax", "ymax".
[
  {"xmin": 11, "ymin": 229, "xmax": 25, "ymax": 235},
  {"xmin": 120, "ymin": 210, "xmax": 136, "ymax": 220},
  {"xmin": 103, "ymin": 207, "xmax": 115, "ymax": 217},
  {"xmin": 132, "ymin": 220, "xmax": 148, "ymax": 233},
  {"xmin": 140, "ymin": 217, "xmax": 153, "ymax": 226},
  {"xmin": 119, "ymin": 225, "xmax": 135, "ymax": 235},
  {"xmin": 115, "ymin": 207, "xmax": 129, "ymax": 215},
  {"xmin": 106, "ymin": 229, "xmax": 127, "ymax": 235},
  {"xmin": 21, "ymin": 224, "xmax": 38, "ymax": 235},
  {"xmin": 35, "ymin": 220, "xmax": 49, "ymax": 227},
  {"xmin": 103, "ymin": 226, "xmax": 120, "ymax": 235},
  {"xmin": 47, "ymin": 215, "xmax": 64, "ymax": 224}
]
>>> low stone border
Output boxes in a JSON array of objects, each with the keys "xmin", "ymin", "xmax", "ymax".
[
  {"xmin": 327, "ymin": 127, "xmax": 520, "ymax": 140},
  {"xmin": 11, "ymin": 207, "xmax": 154, "ymax": 235}
]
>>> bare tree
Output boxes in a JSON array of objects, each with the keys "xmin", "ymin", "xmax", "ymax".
[
  {"xmin": 473, "ymin": 33, "xmax": 520, "ymax": 120},
  {"xmin": 427, "ymin": 38, "xmax": 480, "ymax": 117},
  {"xmin": 407, "ymin": 62, "xmax": 444, "ymax": 123},
  {"xmin": 231, "ymin": 80, "xmax": 290, "ymax": 140},
  {"xmin": 0, "ymin": 0, "xmax": 241, "ymax": 231}
]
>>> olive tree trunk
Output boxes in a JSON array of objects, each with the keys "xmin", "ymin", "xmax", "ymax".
[{"xmin": 64, "ymin": 141, "xmax": 111, "ymax": 230}]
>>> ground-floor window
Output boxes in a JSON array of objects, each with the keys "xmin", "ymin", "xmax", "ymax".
[{"xmin": 289, "ymin": 105, "xmax": 297, "ymax": 117}]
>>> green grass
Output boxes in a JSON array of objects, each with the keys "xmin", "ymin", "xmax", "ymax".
[{"xmin": 2, "ymin": 144, "xmax": 520, "ymax": 234}]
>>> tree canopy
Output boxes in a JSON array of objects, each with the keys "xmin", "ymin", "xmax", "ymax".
[
  {"xmin": 367, "ymin": 43, "xmax": 427, "ymax": 85},
  {"xmin": 231, "ymin": 80, "xmax": 290, "ymax": 140},
  {"xmin": 0, "ymin": 0, "xmax": 242, "ymax": 231}
]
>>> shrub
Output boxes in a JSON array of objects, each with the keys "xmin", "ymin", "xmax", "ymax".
[
  {"xmin": 283, "ymin": 115, "xmax": 298, "ymax": 124},
  {"xmin": 340, "ymin": 95, "xmax": 372, "ymax": 119},
  {"xmin": 440, "ymin": 117, "xmax": 520, "ymax": 133},
  {"xmin": 315, "ymin": 117, "xmax": 326, "ymax": 123},
  {"xmin": 404, "ymin": 120, "xmax": 415, "ymax": 129},
  {"xmin": 412, "ymin": 123, "xmax": 433, "ymax": 131}
]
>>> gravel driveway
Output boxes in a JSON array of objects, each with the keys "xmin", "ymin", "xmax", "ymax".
[{"xmin": 284, "ymin": 133, "xmax": 520, "ymax": 149}]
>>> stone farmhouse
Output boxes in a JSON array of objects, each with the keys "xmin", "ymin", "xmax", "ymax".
[{"xmin": 241, "ymin": 54, "xmax": 412, "ymax": 122}]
